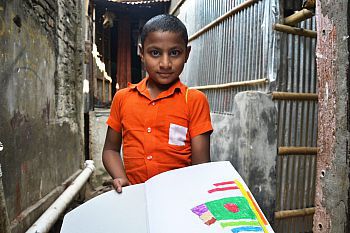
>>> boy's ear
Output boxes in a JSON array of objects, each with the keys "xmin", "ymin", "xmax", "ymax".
[
  {"xmin": 185, "ymin": 46, "xmax": 191, "ymax": 63},
  {"xmin": 138, "ymin": 44, "xmax": 144, "ymax": 61}
]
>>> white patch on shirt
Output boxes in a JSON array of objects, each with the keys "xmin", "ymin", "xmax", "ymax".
[{"xmin": 168, "ymin": 123, "xmax": 188, "ymax": 146}]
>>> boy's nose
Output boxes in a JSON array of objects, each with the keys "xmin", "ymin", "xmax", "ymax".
[{"xmin": 159, "ymin": 55, "xmax": 171, "ymax": 69}]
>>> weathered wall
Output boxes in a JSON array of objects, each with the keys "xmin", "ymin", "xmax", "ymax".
[
  {"xmin": 89, "ymin": 109, "xmax": 111, "ymax": 188},
  {"xmin": 0, "ymin": 0, "xmax": 85, "ymax": 232},
  {"xmin": 314, "ymin": 0, "xmax": 350, "ymax": 232},
  {"xmin": 211, "ymin": 91, "xmax": 277, "ymax": 223}
]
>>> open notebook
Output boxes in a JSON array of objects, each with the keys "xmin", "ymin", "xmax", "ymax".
[{"xmin": 61, "ymin": 161, "xmax": 274, "ymax": 233}]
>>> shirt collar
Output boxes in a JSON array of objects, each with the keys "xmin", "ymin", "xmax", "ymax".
[{"xmin": 128, "ymin": 77, "xmax": 187, "ymax": 99}]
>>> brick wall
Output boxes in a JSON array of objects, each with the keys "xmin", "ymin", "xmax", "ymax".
[{"xmin": 0, "ymin": 0, "xmax": 85, "ymax": 232}]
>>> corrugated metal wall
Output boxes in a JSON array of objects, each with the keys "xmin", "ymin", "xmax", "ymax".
[
  {"xmin": 274, "ymin": 7, "xmax": 318, "ymax": 233},
  {"xmin": 172, "ymin": 0, "xmax": 318, "ymax": 232},
  {"xmin": 177, "ymin": 0, "xmax": 278, "ymax": 114}
]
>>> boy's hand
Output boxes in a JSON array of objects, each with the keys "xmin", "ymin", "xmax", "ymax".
[{"xmin": 112, "ymin": 177, "xmax": 130, "ymax": 193}]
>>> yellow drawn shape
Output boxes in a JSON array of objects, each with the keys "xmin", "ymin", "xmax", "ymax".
[
  {"xmin": 234, "ymin": 179, "xmax": 268, "ymax": 233},
  {"xmin": 199, "ymin": 211, "xmax": 214, "ymax": 222}
]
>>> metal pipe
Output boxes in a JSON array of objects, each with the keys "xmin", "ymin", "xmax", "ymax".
[
  {"xmin": 26, "ymin": 160, "xmax": 95, "ymax": 233},
  {"xmin": 10, "ymin": 169, "xmax": 82, "ymax": 232}
]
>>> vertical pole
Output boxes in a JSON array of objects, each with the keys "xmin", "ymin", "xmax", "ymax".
[
  {"xmin": 314, "ymin": 0, "xmax": 350, "ymax": 232},
  {"xmin": 116, "ymin": 15, "xmax": 131, "ymax": 89},
  {"xmin": 92, "ymin": 5, "xmax": 97, "ymax": 105}
]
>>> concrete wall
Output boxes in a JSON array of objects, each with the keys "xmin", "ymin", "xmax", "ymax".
[
  {"xmin": 314, "ymin": 0, "xmax": 350, "ymax": 232},
  {"xmin": 89, "ymin": 109, "xmax": 111, "ymax": 188},
  {"xmin": 0, "ymin": 0, "xmax": 85, "ymax": 232},
  {"xmin": 211, "ymin": 91, "xmax": 277, "ymax": 223}
]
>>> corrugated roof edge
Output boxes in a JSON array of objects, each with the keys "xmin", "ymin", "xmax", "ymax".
[{"xmin": 108, "ymin": 0, "xmax": 170, "ymax": 5}]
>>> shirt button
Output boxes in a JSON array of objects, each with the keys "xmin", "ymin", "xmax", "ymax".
[
  {"xmin": 147, "ymin": 127, "xmax": 151, "ymax": 133},
  {"xmin": 146, "ymin": 155, "xmax": 153, "ymax": 160},
  {"xmin": 152, "ymin": 102, "xmax": 156, "ymax": 106}
]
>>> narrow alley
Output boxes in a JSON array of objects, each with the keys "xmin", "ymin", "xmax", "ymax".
[{"xmin": 0, "ymin": 0, "xmax": 349, "ymax": 232}]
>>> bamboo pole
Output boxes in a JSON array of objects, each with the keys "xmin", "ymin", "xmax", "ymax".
[
  {"xmin": 278, "ymin": 147, "xmax": 318, "ymax": 155},
  {"xmin": 283, "ymin": 9, "xmax": 314, "ymax": 26},
  {"xmin": 275, "ymin": 207, "xmax": 315, "ymax": 219},
  {"xmin": 169, "ymin": 0, "xmax": 187, "ymax": 15},
  {"xmin": 273, "ymin": 23, "xmax": 317, "ymax": 38},
  {"xmin": 272, "ymin": 92, "xmax": 318, "ymax": 101},
  {"xmin": 189, "ymin": 78, "xmax": 268, "ymax": 90},
  {"xmin": 188, "ymin": 0, "xmax": 258, "ymax": 42}
]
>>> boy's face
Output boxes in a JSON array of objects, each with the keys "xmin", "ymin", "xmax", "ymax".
[{"xmin": 139, "ymin": 31, "xmax": 191, "ymax": 86}]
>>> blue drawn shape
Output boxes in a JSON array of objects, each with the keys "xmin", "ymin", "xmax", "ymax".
[{"xmin": 231, "ymin": 226, "xmax": 263, "ymax": 233}]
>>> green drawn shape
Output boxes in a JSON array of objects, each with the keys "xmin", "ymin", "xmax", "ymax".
[
  {"xmin": 205, "ymin": 197, "xmax": 256, "ymax": 221},
  {"xmin": 220, "ymin": 220, "xmax": 260, "ymax": 228}
]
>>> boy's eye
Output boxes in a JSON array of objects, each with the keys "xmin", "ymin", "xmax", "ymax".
[
  {"xmin": 150, "ymin": 50, "xmax": 160, "ymax": 57},
  {"xmin": 170, "ymin": 50, "xmax": 181, "ymax": 57}
]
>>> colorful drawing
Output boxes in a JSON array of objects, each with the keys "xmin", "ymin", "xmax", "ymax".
[
  {"xmin": 191, "ymin": 203, "xmax": 217, "ymax": 225},
  {"xmin": 191, "ymin": 179, "xmax": 268, "ymax": 233},
  {"xmin": 208, "ymin": 181, "xmax": 239, "ymax": 193}
]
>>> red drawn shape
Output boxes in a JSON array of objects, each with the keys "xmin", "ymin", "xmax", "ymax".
[
  {"xmin": 205, "ymin": 217, "xmax": 216, "ymax": 225},
  {"xmin": 213, "ymin": 181, "xmax": 236, "ymax": 186},
  {"xmin": 224, "ymin": 203, "xmax": 239, "ymax": 213},
  {"xmin": 208, "ymin": 186, "xmax": 238, "ymax": 193}
]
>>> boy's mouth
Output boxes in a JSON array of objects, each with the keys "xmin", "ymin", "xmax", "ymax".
[{"xmin": 158, "ymin": 72, "xmax": 173, "ymax": 77}]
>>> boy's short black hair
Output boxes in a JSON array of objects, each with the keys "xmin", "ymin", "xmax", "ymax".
[{"xmin": 140, "ymin": 14, "xmax": 188, "ymax": 46}]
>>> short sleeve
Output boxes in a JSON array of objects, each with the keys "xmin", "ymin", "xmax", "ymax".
[
  {"xmin": 187, "ymin": 90, "xmax": 213, "ymax": 138},
  {"xmin": 106, "ymin": 90, "xmax": 126, "ymax": 133}
]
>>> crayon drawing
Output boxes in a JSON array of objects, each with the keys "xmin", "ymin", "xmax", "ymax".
[{"xmin": 191, "ymin": 179, "xmax": 268, "ymax": 233}]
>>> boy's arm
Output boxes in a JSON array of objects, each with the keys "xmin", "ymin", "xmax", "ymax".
[
  {"xmin": 102, "ymin": 126, "xmax": 130, "ymax": 193},
  {"xmin": 191, "ymin": 132, "xmax": 211, "ymax": 164}
]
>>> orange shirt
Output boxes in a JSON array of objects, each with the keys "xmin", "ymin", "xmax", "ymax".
[{"xmin": 107, "ymin": 77, "xmax": 213, "ymax": 184}]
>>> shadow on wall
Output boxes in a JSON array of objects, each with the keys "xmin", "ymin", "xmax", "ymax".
[{"xmin": 210, "ymin": 91, "xmax": 277, "ymax": 223}]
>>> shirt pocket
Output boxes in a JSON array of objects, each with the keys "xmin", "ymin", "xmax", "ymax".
[
  {"xmin": 166, "ymin": 115, "xmax": 189, "ymax": 151},
  {"xmin": 168, "ymin": 123, "xmax": 188, "ymax": 146}
]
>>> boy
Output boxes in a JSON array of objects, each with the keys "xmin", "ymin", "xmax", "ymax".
[{"xmin": 102, "ymin": 14, "xmax": 213, "ymax": 193}]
